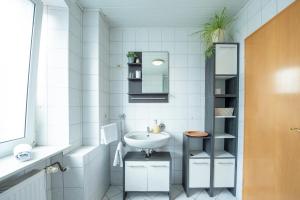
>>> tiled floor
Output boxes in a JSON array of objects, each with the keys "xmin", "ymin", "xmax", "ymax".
[{"xmin": 103, "ymin": 185, "xmax": 237, "ymax": 200}]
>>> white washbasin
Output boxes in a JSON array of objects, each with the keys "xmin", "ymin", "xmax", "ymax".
[{"xmin": 124, "ymin": 131, "xmax": 171, "ymax": 149}]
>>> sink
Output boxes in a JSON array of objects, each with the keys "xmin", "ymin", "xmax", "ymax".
[{"xmin": 124, "ymin": 131, "xmax": 171, "ymax": 149}]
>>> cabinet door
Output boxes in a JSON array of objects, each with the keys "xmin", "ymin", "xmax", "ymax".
[
  {"xmin": 214, "ymin": 159, "xmax": 235, "ymax": 187},
  {"xmin": 125, "ymin": 161, "xmax": 147, "ymax": 191},
  {"xmin": 215, "ymin": 44, "xmax": 237, "ymax": 75},
  {"xmin": 147, "ymin": 161, "xmax": 170, "ymax": 191},
  {"xmin": 189, "ymin": 159, "xmax": 210, "ymax": 188}
]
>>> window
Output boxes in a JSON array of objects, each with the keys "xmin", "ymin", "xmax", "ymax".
[{"xmin": 0, "ymin": 0, "xmax": 43, "ymax": 156}]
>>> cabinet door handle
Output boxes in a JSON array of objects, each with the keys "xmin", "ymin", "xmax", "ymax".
[
  {"xmin": 217, "ymin": 162, "xmax": 234, "ymax": 165},
  {"xmin": 131, "ymin": 97, "xmax": 166, "ymax": 100},
  {"xmin": 150, "ymin": 165, "xmax": 168, "ymax": 168},
  {"xmin": 219, "ymin": 46, "xmax": 236, "ymax": 49},
  {"xmin": 193, "ymin": 162, "xmax": 209, "ymax": 165},
  {"xmin": 127, "ymin": 165, "xmax": 146, "ymax": 168}
]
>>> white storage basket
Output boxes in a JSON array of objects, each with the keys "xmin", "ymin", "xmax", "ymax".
[{"xmin": 215, "ymin": 108, "xmax": 234, "ymax": 116}]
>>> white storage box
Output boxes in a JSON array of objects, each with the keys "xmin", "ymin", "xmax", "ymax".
[{"xmin": 215, "ymin": 108, "xmax": 234, "ymax": 116}]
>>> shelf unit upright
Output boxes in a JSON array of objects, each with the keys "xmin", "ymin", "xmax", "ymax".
[
  {"xmin": 206, "ymin": 43, "xmax": 239, "ymax": 196},
  {"xmin": 183, "ymin": 43, "xmax": 239, "ymax": 197}
]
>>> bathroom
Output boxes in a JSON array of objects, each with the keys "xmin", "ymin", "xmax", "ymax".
[{"xmin": 0, "ymin": 0, "xmax": 299, "ymax": 200}]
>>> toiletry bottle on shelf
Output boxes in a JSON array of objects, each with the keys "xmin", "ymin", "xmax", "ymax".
[
  {"xmin": 152, "ymin": 120, "xmax": 160, "ymax": 133},
  {"xmin": 136, "ymin": 70, "xmax": 141, "ymax": 79}
]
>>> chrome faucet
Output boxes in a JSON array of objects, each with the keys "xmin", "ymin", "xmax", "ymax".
[{"xmin": 146, "ymin": 126, "xmax": 151, "ymax": 137}]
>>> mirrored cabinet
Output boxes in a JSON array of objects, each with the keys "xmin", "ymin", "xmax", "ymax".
[{"xmin": 127, "ymin": 51, "xmax": 169, "ymax": 103}]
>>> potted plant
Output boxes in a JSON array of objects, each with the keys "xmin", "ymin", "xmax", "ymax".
[
  {"xmin": 197, "ymin": 8, "xmax": 234, "ymax": 58},
  {"xmin": 127, "ymin": 52, "xmax": 137, "ymax": 63}
]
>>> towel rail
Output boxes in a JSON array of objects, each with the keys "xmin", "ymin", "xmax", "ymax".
[
  {"xmin": 130, "ymin": 97, "xmax": 166, "ymax": 100},
  {"xmin": 119, "ymin": 114, "xmax": 126, "ymax": 145}
]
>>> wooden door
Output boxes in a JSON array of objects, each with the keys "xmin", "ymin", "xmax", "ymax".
[{"xmin": 244, "ymin": 2, "xmax": 300, "ymax": 200}]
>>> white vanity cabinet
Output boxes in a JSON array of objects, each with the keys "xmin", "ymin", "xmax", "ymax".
[
  {"xmin": 148, "ymin": 161, "xmax": 170, "ymax": 191},
  {"xmin": 125, "ymin": 161, "xmax": 148, "ymax": 191},
  {"xmin": 215, "ymin": 44, "xmax": 238, "ymax": 75},
  {"xmin": 214, "ymin": 159, "xmax": 235, "ymax": 187},
  {"xmin": 124, "ymin": 152, "xmax": 171, "ymax": 200},
  {"xmin": 189, "ymin": 159, "xmax": 210, "ymax": 188}
]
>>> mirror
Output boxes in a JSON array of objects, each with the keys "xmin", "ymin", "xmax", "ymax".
[{"xmin": 142, "ymin": 52, "xmax": 169, "ymax": 93}]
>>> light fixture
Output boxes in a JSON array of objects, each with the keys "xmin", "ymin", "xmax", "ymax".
[{"xmin": 152, "ymin": 59, "xmax": 165, "ymax": 66}]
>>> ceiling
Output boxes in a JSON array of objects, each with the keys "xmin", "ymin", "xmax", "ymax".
[
  {"xmin": 43, "ymin": 0, "xmax": 67, "ymax": 7},
  {"xmin": 77, "ymin": 0, "xmax": 248, "ymax": 27}
]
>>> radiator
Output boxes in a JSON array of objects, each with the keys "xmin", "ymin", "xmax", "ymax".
[{"xmin": 0, "ymin": 170, "xmax": 47, "ymax": 200}]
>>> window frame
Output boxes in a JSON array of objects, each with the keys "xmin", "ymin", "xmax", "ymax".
[{"xmin": 0, "ymin": 0, "xmax": 43, "ymax": 157}]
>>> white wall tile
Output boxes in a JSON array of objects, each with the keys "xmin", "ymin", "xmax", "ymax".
[
  {"xmin": 247, "ymin": 11, "xmax": 262, "ymax": 36},
  {"xmin": 187, "ymin": 55, "xmax": 201, "ymax": 67},
  {"xmin": 247, "ymin": 0, "xmax": 262, "ymax": 19},
  {"xmin": 174, "ymin": 29, "xmax": 188, "ymax": 42},
  {"xmin": 277, "ymin": 0, "xmax": 295, "ymax": 12},
  {"xmin": 110, "ymin": 28, "xmax": 123, "ymax": 41},
  {"xmin": 135, "ymin": 42, "xmax": 149, "ymax": 51},
  {"xmin": 123, "ymin": 42, "xmax": 136, "ymax": 54},
  {"xmin": 63, "ymin": 167, "xmax": 84, "ymax": 187},
  {"xmin": 174, "ymin": 68, "xmax": 189, "ymax": 81},
  {"xmin": 262, "ymin": 0, "xmax": 277, "ymax": 24},
  {"xmin": 149, "ymin": 29, "xmax": 162, "ymax": 42},
  {"xmin": 64, "ymin": 188, "xmax": 84, "ymax": 200},
  {"xmin": 83, "ymin": 27, "xmax": 99, "ymax": 42},
  {"xmin": 188, "ymin": 67, "xmax": 202, "ymax": 81},
  {"xmin": 83, "ymin": 43, "xmax": 99, "ymax": 58},
  {"xmin": 110, "ymin": 42, "xmax": 123, "ymax": 54},
  {"xmin": 174, "ymin": 55, "xmax": 188, "ymax": 67},
  {"xmin": 188, "ymin": 42, "xmax": 202, "ymax": 54},
  {"xmin": 149, "ymin": 42, "xmax": 162, "ymax": 51},
  {"xmin": 83, "ymin": 11, "xmax": 99, "ymax": 27},
  {"xmin": 174, "ymin": 42, "xmax": 188, "ymax": 54},
  {"xmin": 110, "ymin": 67, "xmax": 124, "ymax": 81},
  {"xmin": 110, "ymin": 81, "xmax": 123, "ymax": 94},
  {"xmin": 135, "ymin": 28, "xmax": 149, "ymax": 42},
  {"xmin": 162, "ymin": 42, "xmax": 175, "ymax": 54},
  {"xmin": 123, "ymin": 29, "xmax": 135, "ymax": 42},
  {"xmin": 81, "ymin": 11, "xmax": 110, "ymax": 199},
  {"xmin": 83, "ymin": 91, "xmax": 99, "ymax": 106},
  {"xmin": 162, "ymin": 29, "xmax": 175, "ymax": 41}
]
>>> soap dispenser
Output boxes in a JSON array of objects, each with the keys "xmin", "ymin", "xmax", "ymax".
[{"xmin": 152, "ymin": 120, "xmax": 160, "ymax": 134}]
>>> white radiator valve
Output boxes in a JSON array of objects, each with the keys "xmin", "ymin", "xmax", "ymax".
[{"xmin": 45, "ymin": 166, "xmax": 59, "ymax": 174}]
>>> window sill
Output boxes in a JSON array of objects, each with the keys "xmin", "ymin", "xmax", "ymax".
[{"xmin": 0, "ymin": 145, "xmax": 70, "ymax": 182}]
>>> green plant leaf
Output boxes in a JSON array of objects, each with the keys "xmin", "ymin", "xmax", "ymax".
[{"xmin": 196, "ymin": 7, "xmax": 235, "ymax": 58}]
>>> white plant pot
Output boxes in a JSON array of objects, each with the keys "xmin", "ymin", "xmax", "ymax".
[
  {"xmin": 128, "ymin": 57, "xmax": 135, "ymax": 63},
  {"xmin": 212, "ymin": 29, "xmax": 225, "ymax": 43}
]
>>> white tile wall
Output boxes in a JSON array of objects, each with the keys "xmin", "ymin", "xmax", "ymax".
[
  {"xmin": 35, "ymin": 2, "xmax": 84, "ymax": 199},
  {"xmin": 36, "ymin": 6, "xmax": 69, "ymax": 146},
  {"xmin": 232, "ymin": 0, "xmax": 295, "ymax": 199},
  {"xmin": 67, "ymin": 0, "xmax": 83, "ymax": 149},
  {"xmin": 109, "ymin": 27, "xmax": 205, "ymax": 185},
  {"xmin": 63, "ymin": 146, "xmax": 110, "ymax": 200},
  {"xmin": 82, "ymin": 11, "xmax": 110, "ymax": 145},
  {"xmin": 36, "ymin": 1, "xmax": 83, "ymax": 149},
  {"xmin": 81, "ymin": 9, "xmax": 111, "ymax": 199}
]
